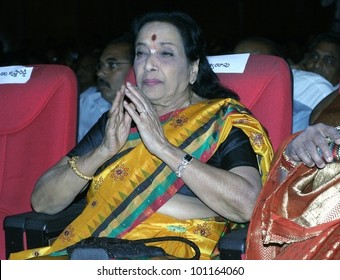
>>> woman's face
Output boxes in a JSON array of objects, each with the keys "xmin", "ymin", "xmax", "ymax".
[{"xmin": 134, "ymin": 21, "xmax": 197, "ymax": 107}]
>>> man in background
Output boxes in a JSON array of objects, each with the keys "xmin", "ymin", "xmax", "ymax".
[
  {"xmin": 78, "ymin": 34, "xmax": 134, "ymax": 142},
  {"xmin": 233, "ymin": 34, "xmax": 338, "ymax": 133}
]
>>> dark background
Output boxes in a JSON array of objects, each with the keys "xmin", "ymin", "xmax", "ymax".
[{"xmin": 0, "ymin": 0, "xmax": 338, "ymax": 63}]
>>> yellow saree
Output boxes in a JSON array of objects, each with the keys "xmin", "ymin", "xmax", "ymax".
[{"xmin": 10, "ymin": 98, "xmax": 273, "ymax": 260}]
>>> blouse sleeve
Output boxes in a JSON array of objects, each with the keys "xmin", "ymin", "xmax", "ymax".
[
  {"xmin": 207, "ymin": 126, "xmax": 258, "ymax": 170},
  {"xmin": 177, "ymin": 126, "xmax": 259, "ymax": 196},
  {"xmin": 67, "ymin": 111, "xmax": 108, "ymax": 158}
]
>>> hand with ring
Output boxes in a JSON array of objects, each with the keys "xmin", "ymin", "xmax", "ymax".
[
  {"xmin": 285, "ymin": 123, "xmax": 340, "ymax": 168},
  {"xmin": 123, "ymin": 82, "xmax": 170, "ymax": 155}
]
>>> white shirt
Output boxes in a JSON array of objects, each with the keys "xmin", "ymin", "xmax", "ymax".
[
  {"xmin": 78, "ymin": 86, "xmax": 111, "ymax": 142},
  {"xmin": 292, "ymin": 69, "xmax": 337, "ymax": 133}
]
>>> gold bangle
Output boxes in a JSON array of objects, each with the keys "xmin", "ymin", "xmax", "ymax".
[{"xmin": 67, "ymin": 156, "xmax": 94, "ymax": 180}]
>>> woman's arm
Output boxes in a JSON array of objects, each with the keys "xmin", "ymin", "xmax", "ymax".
[
  {"xmin": 31, "ymin": 148, "xmax": 110, "ymax": 214},
  {"xmin": 156, "ymin": 146, "xmax": 261, "ymax": 223},
  {"xmin": 31, "ymin": 87, "xmax": 132, "ymax": 214}
]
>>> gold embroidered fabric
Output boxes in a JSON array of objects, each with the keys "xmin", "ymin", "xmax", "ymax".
[{"xmin": 246, "ymin": 133, "xmax": 340, "ymax": 260}]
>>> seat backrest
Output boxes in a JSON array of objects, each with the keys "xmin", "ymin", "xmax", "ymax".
[
  {"xmin": 126, "ymin": 54, "xmax": 293, "ymax": 151},
  {"xmin": 213, "ymin": 54, "xmax": 293, "ymax": 151},
  {"xmin": 0, "ymin": 64, "xmax": 77, "ymax": 259}
]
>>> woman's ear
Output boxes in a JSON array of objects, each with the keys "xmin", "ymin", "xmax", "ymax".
[{"xmin": 190, "ymin": 59, "xmax": 199, "ymax": 84}]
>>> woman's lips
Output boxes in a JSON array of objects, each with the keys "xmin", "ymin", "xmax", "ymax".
[{"xmin": 143, "ymin": 79, "xmax": 162, "ymax": 86}]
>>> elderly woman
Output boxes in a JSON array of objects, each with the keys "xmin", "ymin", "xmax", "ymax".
[{"xmin": 11, "ymin": 11, "xmax": 272, "ymax": 260}]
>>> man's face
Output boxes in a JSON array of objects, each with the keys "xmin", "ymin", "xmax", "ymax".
[
  {"xmin": 304, "ymin": 42, "xmax": 340, "ymax": 86},
  {"xmin": 96, "ymin": 42, "xmax": 132, "ymax": 103}
]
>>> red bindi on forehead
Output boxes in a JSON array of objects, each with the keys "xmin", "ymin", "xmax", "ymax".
[{"xmin": 151, "ymin": 34, "xmax": 156, "ymax": 41}]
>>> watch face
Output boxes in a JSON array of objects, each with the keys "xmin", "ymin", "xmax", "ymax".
[{"xmin": 184, "ymin": 154, "xmax": 193, "ymax": 162}]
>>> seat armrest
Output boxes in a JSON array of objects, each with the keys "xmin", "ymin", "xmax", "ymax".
[
  {"xmin": 218, "ymin": 225, "xmax": 248, "ymax": 260},
  {"xmin": 4, "ymin": 200, "xmax": 85, "ymax": 259}
]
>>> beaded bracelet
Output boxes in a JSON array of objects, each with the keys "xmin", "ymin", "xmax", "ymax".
[
  {"xmin": 175, "ymin": 154, "xmax": 193, "ymax": 178},
  {"xmin": 67, "ymin": 156, "xmax": 94, "ymax": 180}
]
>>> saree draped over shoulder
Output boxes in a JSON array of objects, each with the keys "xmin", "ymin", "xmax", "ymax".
[
  {"xmin": 10, "ymin": 98, "xmax": 273, "ymax": 260},
  {"xmin": 246, "ymin": 133, "xmax": 340, "ymax": 260}
]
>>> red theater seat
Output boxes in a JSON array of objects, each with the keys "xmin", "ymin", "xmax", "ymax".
[{"xmin": 0, "ymin": 64, "xmax": 77, "ymax": 259}]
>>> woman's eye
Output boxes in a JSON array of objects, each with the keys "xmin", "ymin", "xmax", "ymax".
[
  {"xmin": 136, "ymin": 50, "xmax": 147, "ymax": 57},
  {"xmin": 161, "ymin": 51, "xmax": 173, "ymax": 57}
]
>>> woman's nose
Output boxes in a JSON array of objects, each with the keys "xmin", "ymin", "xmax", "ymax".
[{"xmin": 144, "ymin": 54, "xmax": 157, "ymax": 71}]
